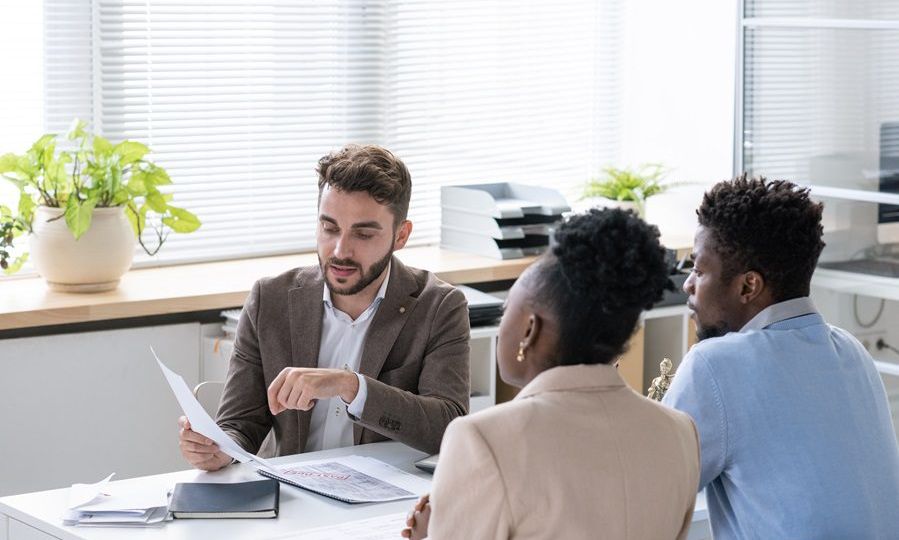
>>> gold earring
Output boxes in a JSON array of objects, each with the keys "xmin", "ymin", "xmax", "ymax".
[{"xmin": 516, "ymin": 342, "xmax": 526, "ymax": 363}]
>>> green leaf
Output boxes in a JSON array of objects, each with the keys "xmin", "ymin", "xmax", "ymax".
[
  {"xmin": 64, "ymin": 197, "xmax": 98, "ymax": 240},
  {"xmin": 66, "ymin": 119, "xmax": 88, "ymax": 141},
  {"xmin": 124, "ymin": 204, "xmax": 142, "ymax": 236},
  {"xmin": 3, "ymin": 253, "xmax": 28, "ymax": 275},
  {"xmin": 162, "ymin": 206, "xmax": 201, "ymax": 233},
  {"xmin": 29, "ymin": 134, "xmax": 56, "ymax": 155},
  {"xmin": 145, "ymin": 191, "xmax": 168, "ymax": 213},
  {"xmin": 113, "ymin": 141, "xmax": 150, "ymax": 165},
  {"xmin": 125, "ymin": 204, "xmax": 144, "ymax": 236},
  {"xmin": 144, "ymin": 165, "xmax": 172, "ymax": 187},
  {"xmin": 127, "ymin": 169, "xmax": 148, "ymax": 195},
  {"xmin": 0, "ymin": 153, "xmax": 19, "ymax": 174},
  {"xmin": 18, "ymin": 193, "xmax": 36, "ymax": 223},
  {"xmin": 93, "ymin": 135, "xmax": 114, "ymax": 157}
]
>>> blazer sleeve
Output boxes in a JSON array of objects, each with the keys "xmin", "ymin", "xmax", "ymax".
[
  {"xmin": 428, "ymin": 418, "xmax": 512, "ymax": 540},
  {"xmin": 216, "ymin": 280, "xmax": 274, "ymax": 453},
  {"xmin": 356, "ymin": 286, "xmax": 471, "ymax": 455}
]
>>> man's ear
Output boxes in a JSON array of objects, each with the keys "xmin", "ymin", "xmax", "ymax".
[
  {"xmin": 739, "ymin": 270, "xmax": 766, "ymax": 304},
  {"xmin": 394, "ymin": 219, "xmax": 412, "ymax": 250}
]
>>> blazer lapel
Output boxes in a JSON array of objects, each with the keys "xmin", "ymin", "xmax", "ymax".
[
  {"xmin": 287, "ymin": 270, "xmax": 325, "ymax": 452},
  {"xmin": 354, "ymin": 258, "xmax": 419, "ymax": 443}
]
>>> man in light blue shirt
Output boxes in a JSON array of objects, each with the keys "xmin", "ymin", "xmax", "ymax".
[{"xmin": 664, "ymin": 174, "xmax": 899, "ymax": 539}]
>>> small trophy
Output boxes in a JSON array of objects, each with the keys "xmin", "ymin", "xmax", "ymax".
[{"xmin": 647, "ymin": 357, "xmax": 674, "ymax": 401}]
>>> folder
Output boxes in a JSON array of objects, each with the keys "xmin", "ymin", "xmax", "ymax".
[{"xmin": 169, "ymin": 479, "xmax": 279, "ymax": 519}]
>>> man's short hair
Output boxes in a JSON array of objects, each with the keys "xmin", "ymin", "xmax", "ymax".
[
  {"xmin": 698, "ymin": 173, "xmax": 825, "ymax": 302},
  {"xmin": 316, "ymin": 144, "xmax": 412, "ymax": 225}
]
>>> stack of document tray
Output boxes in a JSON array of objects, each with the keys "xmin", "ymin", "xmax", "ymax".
[
  {"xmin": 441, "ymin": 183, "xmax": 570, "ymax": 259},
  {"xmin": 456, "ymin": 285, "xmax": 504, "ymax": 327}
]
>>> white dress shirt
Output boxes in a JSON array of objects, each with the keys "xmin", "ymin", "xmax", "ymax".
[{"xmin": 303, "ymin": 265, "xmax": 390, "ymax": 452}]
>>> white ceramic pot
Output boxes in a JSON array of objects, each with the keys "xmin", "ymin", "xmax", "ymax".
[{"xmin": 30, "ymin": 206, "xmax": 135, "ymax": 292}]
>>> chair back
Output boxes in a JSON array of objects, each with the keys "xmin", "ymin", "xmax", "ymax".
[{"xmin": 193, "ymin": 380, "xmax": 226, "ymax": 418}]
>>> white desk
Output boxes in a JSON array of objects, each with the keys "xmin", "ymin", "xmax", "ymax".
[{"xmin": 0, "ymin": 442, "xmax": 710, "ymax": 540}]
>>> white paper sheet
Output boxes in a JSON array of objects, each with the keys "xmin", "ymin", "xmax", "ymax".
[
  {"xmin": 75, "ymin": 483, "xmax": 169, "ymax": 512},
  {"xmin": 151, "ymin": 346, "xmax": 276, "ymax": 471},
  {"xmin": 68, "ymin": 473, "xmax": 116, "ymax": 509},
  {"xmin": 265, "ymin": 512, "xmax": 408, "ymax": 540},
  {"xmin": 64, "ymin": 474, "xmax": 171, "ymax": 527}
]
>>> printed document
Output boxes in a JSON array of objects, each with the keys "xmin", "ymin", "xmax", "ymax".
[{"xmin": 260, "ymin": 455, "xmax": 430, "ymax": 503}]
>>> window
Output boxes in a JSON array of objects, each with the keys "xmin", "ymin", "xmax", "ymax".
[
  {"xmin": 0, "ymin": 1, "xmax": 43, "ymax": 208},
  {"xmin": 740, "ymin": 0, "xmax": 899, "ymax": 193},
  {"xmin": 32, "ymin": 0, "xmax": 622, "ymax": 266}
]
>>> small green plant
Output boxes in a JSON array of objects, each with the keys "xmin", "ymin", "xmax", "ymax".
[
  {"xmin": 0, "ymin": 205, "xmax": 28, "ymax": 273},
  {"xmin": 0, "ymin": 119, "xmax": 200, "ymax": 273},
  {"xmin": 583, "ymin": 163, "xmax": 671, "ymax": 216}
]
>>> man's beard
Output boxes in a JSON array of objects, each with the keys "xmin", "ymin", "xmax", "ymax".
[
  {"xmin": 321, "ymin": 248, "xmax": 393, "ymax": 296},
  {"xmin": 696, "ymin": 320, "xmax": 732, "ymax": 341}
]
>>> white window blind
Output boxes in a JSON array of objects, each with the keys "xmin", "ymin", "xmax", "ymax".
[
  {"xmin": 384, "ymin": 0, "xmax": 622, "ymax": 244},
  {"xmin": 43, "ymin": 0, "xmax": 621, "ymax": 267},
  {"xmin": 741, "ymin": 0, "xmax": 899, "ymax": 191}
]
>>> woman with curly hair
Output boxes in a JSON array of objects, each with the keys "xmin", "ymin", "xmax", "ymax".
[{"xmin": 403, "ymin": 208, "xmax": 700, "ymax": 540}]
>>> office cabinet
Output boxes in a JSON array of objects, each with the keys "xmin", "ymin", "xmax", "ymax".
[{"xmin": 0, "ymin": 324, "xmax": 199, "ymax": 497}]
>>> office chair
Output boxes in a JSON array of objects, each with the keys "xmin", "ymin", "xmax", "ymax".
[{"xmin": 193, "ymin": 380, "xmax": 226, "ymax": 418}]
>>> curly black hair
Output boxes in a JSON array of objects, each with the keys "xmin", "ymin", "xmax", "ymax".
[
  {"xmin": 530, "ymin": 208, "xmax": 671, "ymax": 365},
  {"xmin": 697, "ymin": 173, "xmax": 825, "ymax": 302}
]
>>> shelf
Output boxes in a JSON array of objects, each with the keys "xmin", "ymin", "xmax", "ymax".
[
  {"xmin": 0, "ymin": 246, "xmax": 537, "ymax": 332},
  {"xmin": 811, "ymin": 268, "xmax": 899, "ymax": 302},
  {"xmin": 806, "ymin": 184, "xmax": 899, "ymax": 206}
]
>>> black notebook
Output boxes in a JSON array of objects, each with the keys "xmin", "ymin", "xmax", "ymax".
[{"xmin": 169, "ymin": 479, "xmax": 280, "ymax": 519}]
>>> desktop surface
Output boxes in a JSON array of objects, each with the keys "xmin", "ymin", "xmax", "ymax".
[
  {"xmin": 0, "ymin": 442, "xmax": 427, "ymax": 540},
  {"xmin": 0, "ymin": 441, "xmax": 710, "ymax": 540}
]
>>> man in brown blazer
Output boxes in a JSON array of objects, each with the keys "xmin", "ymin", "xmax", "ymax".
[{"xmin": 177, "ymin": 145, "xmax": 470, "ymax": 471}]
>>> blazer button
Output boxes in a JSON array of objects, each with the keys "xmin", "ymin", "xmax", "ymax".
[{"xmin": 399, "ymin": 306, "xmax": 406, "ymax": 313}]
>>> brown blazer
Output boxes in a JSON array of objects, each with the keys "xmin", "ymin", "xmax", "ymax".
[
  {"xmin": 216, "ymin": 257, "xmax": 470, "ymax": 456},
  {"xmin": 428, "ymin": 364, "xmax": 699, "ymax": 540}
]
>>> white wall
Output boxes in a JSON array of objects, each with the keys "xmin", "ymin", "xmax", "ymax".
[{"xmin": 619, "ymin": 0, "xmax": 738, "ymax": 238}]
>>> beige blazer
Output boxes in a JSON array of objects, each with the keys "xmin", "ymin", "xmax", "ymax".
[
  {"xmin": 428, "ymin": 364, "xmax": 699, "ymax": 540},
  {"xmin": 216, "ymin": 257, "xmax": 470, "ymax": 456}
]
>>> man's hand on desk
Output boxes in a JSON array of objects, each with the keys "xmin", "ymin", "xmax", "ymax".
[
  {"xmin": 267, "ymin": 367, "xmax": 360, "ymax": 415},
  {"xmin": 178, "ymin": 416, "xmax": 232, "ymax": 472}
]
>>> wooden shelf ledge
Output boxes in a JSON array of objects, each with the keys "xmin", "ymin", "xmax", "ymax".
[{"xmin": 0, "ymin": 246, "xmax": 537, "ymax": 331}]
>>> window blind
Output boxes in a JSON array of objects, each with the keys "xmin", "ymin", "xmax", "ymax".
[
  {"xmin": 383, "ymin": 0, "xmax": 622, "ymax": 244},
  {"xmin": 43, "ymin": 0, "xmax": 620, "ymax": 267},
  {"xmin": 742, "ymin": 0, "xmax": 899, "ymax": 191}
]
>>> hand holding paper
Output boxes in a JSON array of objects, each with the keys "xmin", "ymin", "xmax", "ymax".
[
  {"xmin": 152, "ymin": 347, "xmax": 276, "ymax": 471},
  {"xmin": 178, "ymin": 416, "xmax": 233, "ymax": 472}
]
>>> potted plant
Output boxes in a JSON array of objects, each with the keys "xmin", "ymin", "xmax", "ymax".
[
  {"xmin": 0, "ymin": 119, "xmax": 200, "ymax": 291},
  {"xmin": 580, "ymin": 163, "xmax": 671, "ymax": 218}
]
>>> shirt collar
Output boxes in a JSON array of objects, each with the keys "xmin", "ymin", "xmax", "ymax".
[
  {"xmin": 322, "ymin": 262, "xmax": 391, "ymax": 310},
  {"xmin": 740, "ymin": 296, "xmax": 818, "ymax": 332}
]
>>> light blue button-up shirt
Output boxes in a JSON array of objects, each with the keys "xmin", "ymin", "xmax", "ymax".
[{"xmin": 664, "ymin": 297, "xmax": 899, "ymax": 539}]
